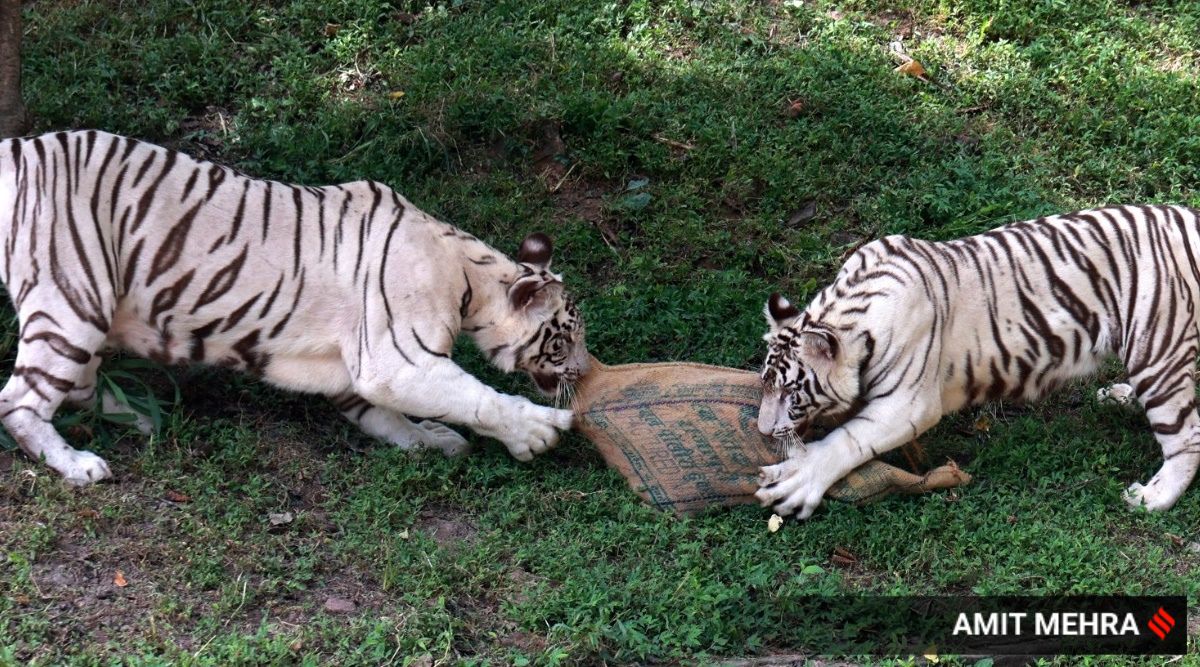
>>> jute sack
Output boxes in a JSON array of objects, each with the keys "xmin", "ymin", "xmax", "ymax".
[{"xmin": 572, "ymin": 356, "xmax": 971, "ymax": 516}]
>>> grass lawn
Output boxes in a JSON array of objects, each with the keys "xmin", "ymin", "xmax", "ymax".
[{"xmin": 3, "ymin": 0, "xmax": 1200, "ymax": 664}]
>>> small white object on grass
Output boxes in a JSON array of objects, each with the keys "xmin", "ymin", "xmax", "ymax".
[
  {"xmin": 768, "ymin": 514, "xmax": 784, "ymax": 532},
  {"xmin": 1097, "ymin": 383, "xmax": 1135, "ymax": 406}
]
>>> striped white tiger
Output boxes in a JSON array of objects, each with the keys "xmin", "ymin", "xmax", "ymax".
[
  {"xmin": 0, "ymin": 130, "xmax": 589, "ymax": 485},
  {"xmin": 756, "ymin": 204, "xmax": 1200, "ymax": 519}
]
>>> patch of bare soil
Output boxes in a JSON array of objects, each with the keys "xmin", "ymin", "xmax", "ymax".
[
  {"xmin": 0, "ymin": 429, "xmax": 411, "ymax": 661},
  {"xmin": 445, "ymin": 563, "xmax": 555, "ymax": 656},
  {"xmin": 529, "ymin": 120, "xmax": 570, "ymax": 186},
  {"xmin": 864, "ymin": 7, "xmax": 945, "ymax": 40},
  {"xmin": 172, "ymin": 106, "xmax": 235, "ymax": 160},
  {"xmin": 22, "ymin": 536, "xmax": 164, "ymax": 648},
  {"xmin": 521, "ymin": 120, "xmax": 625, "ymax": 252},
  {"xmin": 552, "ymin": 177, "xmax": 608, "ymax": 227},
  {"xmin": 416, "ymin": 504, "xmax": 478, "ymax": 549}
]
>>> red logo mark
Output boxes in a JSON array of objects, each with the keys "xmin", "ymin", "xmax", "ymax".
[{"xmin": 1147, "ymin": 607, "xmax": 1175, "ymax": 640}]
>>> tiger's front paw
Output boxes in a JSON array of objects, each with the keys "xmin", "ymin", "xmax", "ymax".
[
  {"xmin": 59, "ymin": 450, "xmax": 113, "ymax": 486},
  {"xmin": 1123, "ymin": 480, "xmax": 1177, "ymax": 512},
  {"xmin": 755, "ymin": 444, "xmax": 845, "ymax": 520},
  {"xmin": 496, "ymin": 403, "xmax": 573, "ymax": 462}
]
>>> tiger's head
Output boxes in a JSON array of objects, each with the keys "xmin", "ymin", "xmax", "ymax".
[
  {"xmin": 757, "ymin": 292, "xmax": 860, "ymax": 439},
  {"xmin": 489, "ymin": 233, "xmax": 589, "ymax": 399}
]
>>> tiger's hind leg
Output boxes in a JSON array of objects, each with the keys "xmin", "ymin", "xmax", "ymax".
[
  {"xmin": 1, "ymin": 317, "xmax": 113, "ymax": 485},
  {"xmin": 331, "ymin": 392, "xmax": 472, "ymax": 457},
  {"xmin": 61, "ymin": 352, "xmax": 152, "ymax": 435},
  {"xmin": 1122, "ymin": 367, "xmax": 1200, "ymax": 512}
]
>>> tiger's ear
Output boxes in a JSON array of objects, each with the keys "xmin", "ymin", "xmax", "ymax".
[
  {"xmin": 798, "ymin": 330, "xmax": 838, "ymax": 371},
  {"xmin": 517, "ymin": 232, "xmax": 553, "ymax": 269},
  {"xmin": 764, "ymin": 292, "xmax": 800, "ymax": 331},
  {"xmin": 509, "ymin": 274, "xmax": 563, "ymax": 315}
]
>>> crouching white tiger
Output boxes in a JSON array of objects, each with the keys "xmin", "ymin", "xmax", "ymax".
[
  {"xmin": 0, "ymin": 130, "xmax": 589, "ymax": 485},
  {"xmin": 757, "ymin": 204, "xmax": 1200, "ymax": 519}
]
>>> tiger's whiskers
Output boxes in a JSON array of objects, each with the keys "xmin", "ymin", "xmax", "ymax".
[
  {"xmin": 777, "ymin": 431, "xmax": 806, "ymax": 459},
  {"xmin": 554, "ymin": 379, "xmax": 577, "ymax": 411}
]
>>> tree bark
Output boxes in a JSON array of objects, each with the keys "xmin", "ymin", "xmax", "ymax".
[{"xmin": 0, "ymin": 0, "xmax": 28, "ymax": 138}]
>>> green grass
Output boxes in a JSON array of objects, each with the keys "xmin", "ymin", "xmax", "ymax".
[{"xmin": 2, "ymin": 0, "xmax": 1200, "ymax": 663}]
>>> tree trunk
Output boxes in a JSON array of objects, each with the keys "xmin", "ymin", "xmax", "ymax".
[{"xmin": 0, "ymin": 0, "xmax": 28, "ymax": 138}]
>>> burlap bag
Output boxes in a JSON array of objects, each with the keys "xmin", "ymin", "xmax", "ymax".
[{"xmin": 572, "ymin": 356, "xmax": 971, "ymax": 516}]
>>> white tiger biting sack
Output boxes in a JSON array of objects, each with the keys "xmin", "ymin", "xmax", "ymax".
[
  {"xmin": 757, "ymin": 205, "xmax": 1200, "ymax": 519},
  {"xmin": 0, "ymin": 130, "xmax": 589, "ymax": 484}
]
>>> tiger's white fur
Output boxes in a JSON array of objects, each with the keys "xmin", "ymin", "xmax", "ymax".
[
  {"xmin": 757, "ymin": 205, "xmax": 1200, "ymax": 519},
  {"xmin": 0, "ymin": 130, "xmax": 589, "ymax": 484}
]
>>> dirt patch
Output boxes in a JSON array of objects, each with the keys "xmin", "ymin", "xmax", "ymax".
[
  {"xmin": 547, "ymin": 170, "xmax": 621, "ymax": 252},
  {"xmin": 16, "ymin": 535, "xmax": 164, "ymax": 651},
  {"xmin": 502, "ymin": 566, "xmax": 545, "ymax": 606},
  {"xmin": 865, "ymin": 8, "xmax": 944, "ymax": 40},
  {"xmin": 553, "ymin": 178, "xmax": 608, "ymax": 226},
  {"xmin": 417, "ymin": 505, "xmax": 478, "ymax": 548},
  {"xmin": 500, "ymin": 630, "xmax": 548, "ymax": 653},
  {"xmin": 300, "ymin": 564, "xmax": 395, "ymax": 618},
  {"xmin": 0, "ymin": 413, "xmax": 420, "ymax": 664},
  {"xmin": 525, "ymin": 120, "xmax": 612, "ymax": 229},
  {"xmin": 160, "ymin": 106, "xmax": 240, "ymax": 162},
  {"xmin": 530, "ymin": 121, "xmax": 570, "ymax": 185}
]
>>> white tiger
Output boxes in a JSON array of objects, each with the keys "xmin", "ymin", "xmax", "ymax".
[
  {"xmin": 756, "ymin": 205, "xmax": 1200, "ymax": 519},
  {"xmin": 0, "ymin": 130, "xmax": 589, "ymax": 484}
]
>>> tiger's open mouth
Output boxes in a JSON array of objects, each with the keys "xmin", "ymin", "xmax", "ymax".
[
  {"xmin": 531, "ymin": 368, "xmax": 585, "ymax": 402},
  {"xmin": 531, "ymin": 371, "xmax": 560, "ymax": 395}
]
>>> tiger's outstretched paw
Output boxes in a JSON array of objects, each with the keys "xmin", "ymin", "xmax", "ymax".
[
  {"xmin": 60, "ymin": 450, "xmax": 113, "ymax": 486},
  {"xmin": 496, "ymin": 404, "xmax": 573, "ymax": 462},
  {"xmin": 417, "ymin": 420, "xmax": 472, "ymax": 457},
  {"xmin": 755, "ymin": 445, "xmax": 844, "ymax": 520},
  {"xmin": 1123, "ymin": 480, "xmax": 1175, "ymax": 512}
]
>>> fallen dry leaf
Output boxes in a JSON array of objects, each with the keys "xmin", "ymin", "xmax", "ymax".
[
  {"xmin": 268, "ymin": 511, "xmax": 294, "ymax": 526},
  {"xmin": 894, "ymin": 59, "xmax": 928, "ymax": 80},
  {"xmin": 783, "ymin": 99, "xmax": 807, "ymax": 118},
  {"xmin": 388, "ymin": 90, "xmax": 405, "ymax": 101},
  {"xmin": 164, "ymin": 490, "xmax": 191, "ymax": 504},
  {"xmin": 76, "ymin": 508, "xmax": 100, "ymax": 520},
  {"xmin": 768, "ymin": 514, "xmax": 784, "ymax": 532},
  {"xmin": 832, "ymin": 546, "xmax": 858, "ymax": 566},
  {"xmin": 113, "ymin": 570, "xmax": 128, "ymax": 587}
]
